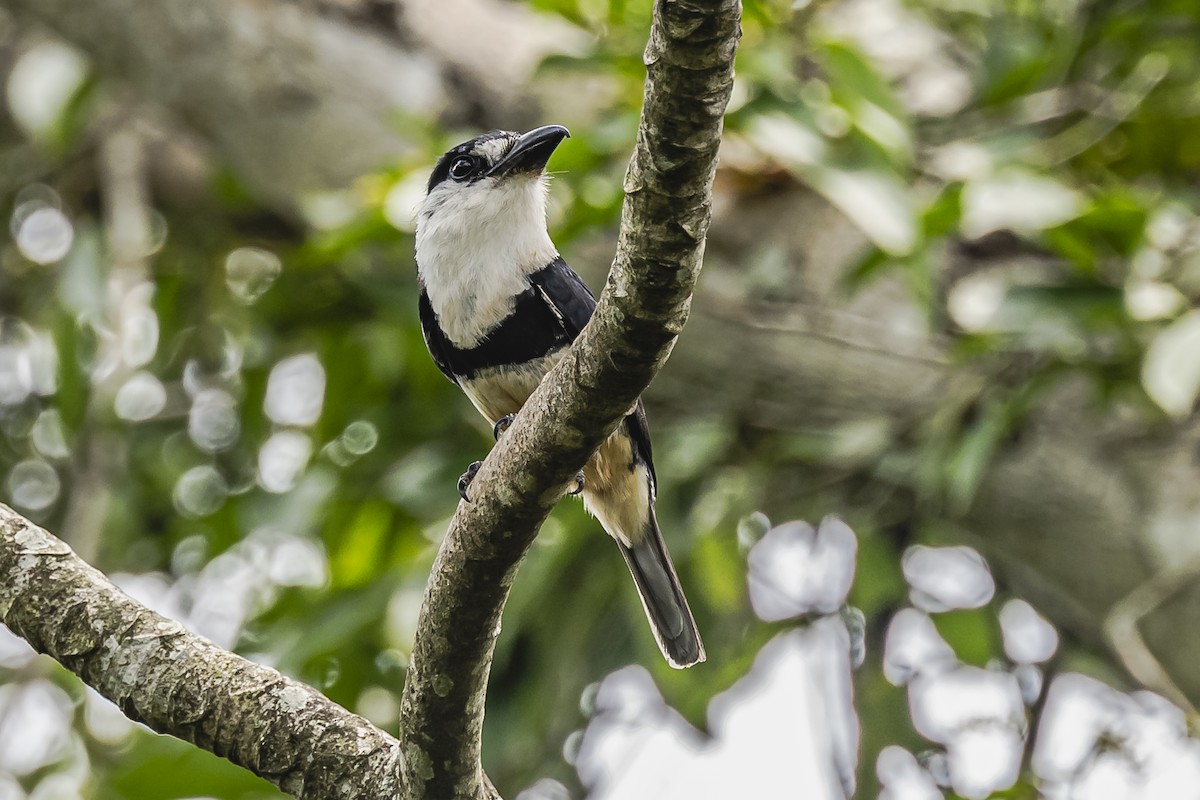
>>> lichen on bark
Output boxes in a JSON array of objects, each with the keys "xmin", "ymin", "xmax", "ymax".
[{"xmin": 0, "ymin": 504, "xmax": 403, "ymax": 800}]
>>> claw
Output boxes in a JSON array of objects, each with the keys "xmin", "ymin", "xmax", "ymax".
[
  {"xmin": 568, "ymin": 471, "xmax": 585, "ymax": 495},
  {"xmin": 458, "ymin": 461, "xmax": 482, "ymax": 502},
  {"xmin": 492, "ymin": 414, "xmax": 516, "ymax": 441}
]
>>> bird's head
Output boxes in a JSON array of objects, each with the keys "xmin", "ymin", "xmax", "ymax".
[
  {"xmin": 416, "ymin": 125, "xmax": 570, "ymax": 252},
  {"xmin": 415, "ymin": 125, "xmax": 570, "ymax": 338}
]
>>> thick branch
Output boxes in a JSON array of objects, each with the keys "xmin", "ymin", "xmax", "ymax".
[
  {"xmin": 0, "ymin": 504, "xmax": 402, "ymax": 800},
  {"xmin": 397, "ymin": 2, "xmax": 741, "ymax": 799}
]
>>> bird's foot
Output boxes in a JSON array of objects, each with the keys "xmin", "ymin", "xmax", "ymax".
[
  {"xmin": 492, "ymin": 414, "xmax": 516, "ymax": 441},
  {"xmin": 568, "ymin": 471, "xmax": 585, "ymax": 495},
  {"xmin": 458, "ymin": 461, "xmax": 482, "ymax": 502}
]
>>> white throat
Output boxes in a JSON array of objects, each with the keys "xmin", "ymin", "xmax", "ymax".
[{"xmin": 416, "ymin": 175, "xmax": 558, "ymax": 347}]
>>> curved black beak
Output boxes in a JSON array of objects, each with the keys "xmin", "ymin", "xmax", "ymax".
[{"xmin": 487, "ymin": 124, "xmax": 570, "ymax": 178}]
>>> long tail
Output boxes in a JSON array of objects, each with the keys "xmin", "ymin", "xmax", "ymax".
[{"xmin": 616, "ymin": 506, "xmax": 706, "ymax": 669}]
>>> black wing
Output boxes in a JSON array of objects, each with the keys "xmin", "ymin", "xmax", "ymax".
[
  {"xmin": 528, "ymin": 257, "xmax": 596, "ymax": 339},
  {"xmin": 530, "ymin": 258, "xmax": 658, "ymax": 493},
  {"xmin": 419, "ymin": 277, "xmax": 573, "ymax": 383},
  {"xmin": 418, "ymin": 285, "xmax": 459, "ymax": 384}
]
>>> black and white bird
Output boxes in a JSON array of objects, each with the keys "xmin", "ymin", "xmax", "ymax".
[{"xmin": 415, "ymin": 124, "xmax": 705, "ymax": 668}]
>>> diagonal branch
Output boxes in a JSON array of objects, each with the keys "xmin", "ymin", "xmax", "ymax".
[
  {"xmin": 396, "ymin": 1, "xmax": 741, "ymax": 798},
  {"xmin": 0, "ymin": 504, "xmax": 402, "ymax": 800}
]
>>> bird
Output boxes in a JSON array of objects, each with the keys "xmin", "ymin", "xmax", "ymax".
[{"xmin": 414, "ymin": 124, "xmax": 706, "ymax": 668}]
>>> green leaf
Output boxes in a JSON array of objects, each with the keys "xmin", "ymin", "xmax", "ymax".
[
  {"xmin": 851, "ymin": 532, "xmax": 907, "ymax": 618},
  {"xmin": 931, "ymin": 608, "xmax": 999, "ymax": 667},
  {"xmin": 820, "ymin": 41, "xmax": 907, "ymax": 118},
  {"xmin": 843, "ymin": 245, "xmax": 892, "ymax": 292},
  {"xmin": 977, "ymin": 22, "xmax": 1054, "ymax": 106},
  {"xmin": 922, "ymin": 183, "xmax": 964, "ymax": 239},
  {"xmin": 330, "ymin": 500, "xmax": 394, "ymax": 589},
  {"xmin": 944, "ymin": 397, "xmax": 1011, "ymax": 515}
]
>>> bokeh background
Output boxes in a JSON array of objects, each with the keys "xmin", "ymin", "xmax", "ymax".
[{"xmin": 2, "ymin": 0, "xmax": 1200, "ymax": 798}]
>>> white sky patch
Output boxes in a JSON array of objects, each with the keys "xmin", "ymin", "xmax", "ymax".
[
  {"xmin": 8, "ymin": 459, "xmax": 61, "ymax": 512},
  {"xmin": 0, "ymin": 627, "xmax": 34, "ymax": 670},
  {"xmin": 258, "ymin": 430, "xmax": 313, "ymax": 494},
  {"xmin": 748, "ymin": 114, "xmax": 827, "ymax": 168},
  {"xmin": 883, "ymin": 608, "xmax": 956, "ymax": 685},
  {"xmin": 908, "ymin": 666, "xmax": 1024, "ymax": 744},
  {"xmin": 114, "ymin": 528, "xmax": 327, "ymax": 651},
  {"xmin": 0, "ymin": 319, "xmax": 43, "ymax": 406},
  {"xmin": 264, "ymin": 353, "xmax": 326, "ymax": 426},
  {"xmin": 189, "ymin": 388, "xmax": 240, "ymax": 452},
  {"xmin": 173, "ymin": 465, "xmax": 229, "ymax": 518},
  {"xmin": 877, "ymin": 746, "xmax": 942, "ymax": 800},
  {"xmin": 299, "ymin": 189, "xmax": 361, "ymax": 231},
  {"xmin": 356, "ymin": 686, "xmax": 401, "ymax": 729},
  {"xmin": 902, "ymin": 545, "xmax": 994, "ymax": 612},
  {"xmin": 1125, "ymin": 280, "xmax": 1185, "ymax": 321},
  {"xmin": 31, "ymin": 408, "xmax": 70, "ymax": 459},
  {"xmin": 83, "ymin": 688, "xmax": 133, "ymax": 746},
  {"xmin": 1035, "ymin": 675, "xmax": 1200, "ymax": 800},
  {"xmin": 999, "ymin": 599, "xmax": 1058, "ymax": 664},
  {"xmin": 748, "ymin": 515, "xmax": 857, "ymax": 620},
  {"xmin": 946, "ymin": 724, "xmax": 1022, "ymax": 799},
  {"xmin": 119, "ymin": 282, "xmax": 160, "ymax": 368},
  {"xmin": 578, "ymin": 620, "xmax": 858, "ymax": 800}
]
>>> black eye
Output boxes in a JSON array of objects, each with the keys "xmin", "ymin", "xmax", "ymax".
[{"xmin": 449, "ymin": 156, "xmax": 476, "ymax": 181}]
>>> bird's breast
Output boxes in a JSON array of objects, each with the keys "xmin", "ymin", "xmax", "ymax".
[
  {"xmin": 459, "ymin": 353, "xmax": 565, "ymax": 424},
  {"xmin": 416, "ymin": 199, "xmax": 558, "ymax": 347}
]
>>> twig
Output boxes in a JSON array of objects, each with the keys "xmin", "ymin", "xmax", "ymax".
[{"xmin": 1102, "ymin": 554, "xmax": 1200, "ymax": 714}]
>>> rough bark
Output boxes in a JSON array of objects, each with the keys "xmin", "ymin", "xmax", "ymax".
[
  {"xmin": 0, "ymin": 504, "xmax": 403, "ymax": 800},
  {"xmin": 396, "ymin": 2, "xmax": 741, "ymax": 798}
]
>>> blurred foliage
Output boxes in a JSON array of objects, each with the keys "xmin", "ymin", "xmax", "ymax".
[{"xmin": 0, "ymin": 0, "xmax": 1199, "ymax": 798}]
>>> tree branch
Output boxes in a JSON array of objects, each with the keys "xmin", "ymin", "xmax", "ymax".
[
  {"xmin": 0, "ymin": 504, "xmax": 402, "ymax": 800},
  {"xmin": 396, "ymin": 1, "xmax": 741, "ymax": 798},
  {"xmin": 2, "ymin": 1, "xmax": 739, "ymax": 796}
]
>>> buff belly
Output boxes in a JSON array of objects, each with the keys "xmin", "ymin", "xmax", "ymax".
[{"xmin": 460, "ymin": 356, "xmax": 651, "ymax": 549}]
